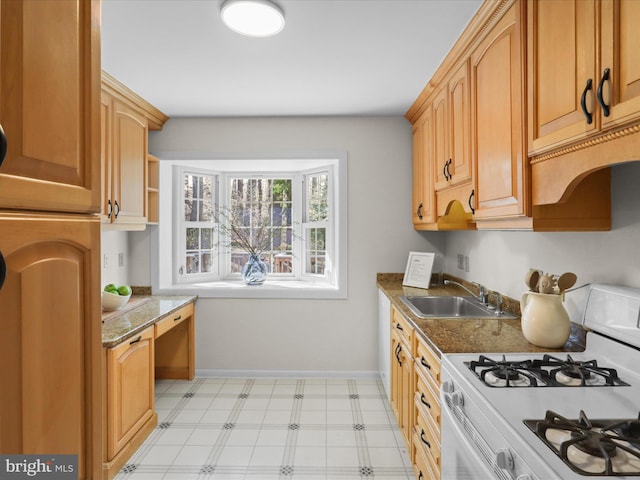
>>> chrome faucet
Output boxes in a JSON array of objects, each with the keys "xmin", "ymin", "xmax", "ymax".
[{"xmin": 444, "ymin": 279, "xmax": 487, "ymax": 305}]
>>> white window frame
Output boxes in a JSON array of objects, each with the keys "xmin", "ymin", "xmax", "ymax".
[{"xmin": 154, "ymin": 154, "xmax": 347, "ymax": 299}]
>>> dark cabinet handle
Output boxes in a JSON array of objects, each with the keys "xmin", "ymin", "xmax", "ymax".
[
  {"xmin": 416, "ymin": 203, "xmax": 423, "ymax": 220},
  {"xmin": 442, "ymin": 161, "xmax": 449, "ymax": 181},
  {"xmin": 395, "ymin": 344, "xmax": 402, "ymax": 367},
  {"xmin": 107, "ymin": 199, "xmax": 113, "ymax": 218},
  {"xmin": 114, "ymin": 200, "xmax": 121, "ymax": 218},
  {"xmin": 597, "ymin": 68, "xmax": 611, "ymax": 117},
  {"xmin": 0, "ymin": 123, "xmax": 7, "ymax": 168},
  {"xmin": 445, "ymin": 158, "xmax": 452, "ymax": 180},
  {"xmin": 395, "ymin": 323, "xmax": 403, "ymax": 331},
  {"xmin": 420, "ymin": 393, "xmax": 431, "ymax": 409},
  {"xmin": 174, "ymin": 315, "xmax": 182, "ymax": 322},
  {"xmin": 0, "ymin": 250, "xmax": 6, "ymax": 291},
  {"xmin": 468, "ymin": 189, "xmax": 475, "ymax": 214},
  {"xmin": 419, "ymin": 473, "xmax": 424, "ymax": 480},
  {"xmin": 420, "ymin": 429, "xmax": 431, "ymax": 448},
  {"xmin": 129, "ymin": 335, "xmax": 142, "ymax": 345},
  {"xmin": 581, "ymin": 78, "xmax": 593, "ymax": 124},
  {"xmin": 420, "ymin": 357, "xmax": 431, "ymax": 370}
]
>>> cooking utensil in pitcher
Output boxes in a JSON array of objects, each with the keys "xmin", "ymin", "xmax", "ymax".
[
  {"xmin": 557, "ymin": 272, "xmax": 577, "ymax": 293},
  {"xmin": 525, "ymin": 270, "xmax": 540, "ymax": 292}
]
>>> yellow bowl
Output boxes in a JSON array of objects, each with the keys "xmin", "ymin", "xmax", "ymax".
[{"xmin": 101, "ymin": 290, "xmax": 131, "ymax": 311}]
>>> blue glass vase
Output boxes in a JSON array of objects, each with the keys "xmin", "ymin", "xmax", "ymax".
[{"xmin": 241, "ymin": 253, "xmax": 268, "ymax": 285}]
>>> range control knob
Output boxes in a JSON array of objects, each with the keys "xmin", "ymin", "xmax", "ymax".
[
  {"xmin": 496, "ymin": 448, "xmax": 514, "ymax": 471},
  {"xmin": 441, "ymin": 381, "xmax": 454, "ymax": 394},
  {"xmin": 451, "ymin": 391, "xmax": 464, "ymax": 407},
  {"xmin": 516, "ymin": 475, "xmax": 533, "ymax": 480}
]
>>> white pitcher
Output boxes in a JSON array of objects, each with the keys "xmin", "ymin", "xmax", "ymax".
[{"xmin": 520, "ymin": 292, "xmax": 571, "ymax": 348}]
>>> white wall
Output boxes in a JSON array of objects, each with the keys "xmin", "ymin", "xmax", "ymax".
[
  {"xmin": 144, "ymin": 116, "xmax": 445, "ymax": 375},
  {"xmin": 443, "ymin": 162, "xmax": 640, "ymax": 320}
]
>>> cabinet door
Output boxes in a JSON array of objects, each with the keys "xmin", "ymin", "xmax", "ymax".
[
  {"xmin": 101, "ymin": 90, "xmax": 114, "ymax": 223},
  {"xmin": 471, "ymin": 2, "xmax": 528, "ymax": 220},
  {"xmin": 0, "ymin": 0, "xmax": 100, "ymax": 213},
  {"xmin": 432, "ymin": 89, "xmax": 449, "ymax": 191},
  {"xmin": 0, "ymin": 213, "xmax": 101, "ymax": 480},
  {"xmin": 107, "ymin": 326, "xmax": 155, "ymax": 459},
  {"xmin": 600, "ymin": 0, "xmax": 640, "ymax": 128},
  {"xmin": 448, "ymin": 61, "xmax": 472, "ymax": 186},
  {"xmin": 527, "ymin": 0, "xmax": 597, "ymax": 154},
  {"xmin": 112, "ymin": 100, "xmax": 148, "ymax": 224},
  {"xmin": 413, "ymin": 107, "xmax": 436, "ymax": 227}
]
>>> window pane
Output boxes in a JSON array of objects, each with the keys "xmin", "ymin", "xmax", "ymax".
[
  {"xmin": 201, "ymin": 252, "xmax": 212, "ymax": 273},
  {"xmin": 201, "ymin": 228, "xmax": 213, "ymax": 249},
  {"xmin": 186, "ymin": 228, "xmax": 199, "ymax": 249},
  {"xmin": 307, "ymin": 174, "xmax": 328, "ymax": 222},
  {"xmin": 186, "ymin": 252, "xmax": 199, "ymax": 274},
  {"xmin": 305, "ymin": 227, "xmax": 326, "ymax": 275},
  {"xmin": 227, "ymin": 177, "xmax": 293, "ymax": 275}
]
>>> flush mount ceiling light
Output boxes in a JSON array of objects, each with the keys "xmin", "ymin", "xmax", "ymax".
[{"xmin": 220, "ymin": 0, "xmax": 285, "ymax": 37}]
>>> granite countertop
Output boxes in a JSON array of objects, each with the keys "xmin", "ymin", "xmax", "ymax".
[
  {"xmin": 102, "ymin": 295, "xmax": 197, "ymax": 348},
  {"xmin": 377, "ymin": 273, "xmax": 586, "ymax": 358}
]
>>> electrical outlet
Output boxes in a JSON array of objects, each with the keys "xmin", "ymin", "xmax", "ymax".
[
  {"xmin": 103, "ymin": 254, "xmax": 108, "ymax": 269},
  {"xmin": 118, "ymin": 252, "xmax": 124, "ymax": 267},
  {"xmin": 457, "ymin": 254, "xmax": 464, "ymax": 270},
  {"xmin": 464, "ymin": 256, "xmax": 470, "ymax": 272}
]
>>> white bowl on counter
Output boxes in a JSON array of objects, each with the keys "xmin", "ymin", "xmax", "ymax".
[{"xmin": 101, "ymin": 290, "xmax": 132, "ymax": 311}]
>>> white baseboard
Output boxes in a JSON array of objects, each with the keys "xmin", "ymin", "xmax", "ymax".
[{"xmin": 195, "ymin": 369, "xmax": 382, "ymax": 379}]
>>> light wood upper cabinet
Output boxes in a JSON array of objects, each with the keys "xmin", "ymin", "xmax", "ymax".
[
  {"xmin": 412, "ymin": 107, "xmax": 437, "ymax": 228},
  {"xmin": 101, "ymin": 72, "xmax": 168, "ymax": 229},
  {"xmin": 527, "ymin": 0, "xmax": 598, "ymax": 154},
  {"xmin": 0, "ymin": 213, "xmax": 102, "ymax": 480},
  {"xmin": 0, "ymin": 0, "xmax": 100, "ymax": 213},
  {"xmin": 471, "ymin": 1, "xmax": 528, "ymax": 222},
  {"xmin": 600, "ymin": 0, "xmax": 640, "ymax": 128},
  {"xmin": 434, "ymin": 62, "xmax": 472, "ymax": 191}
]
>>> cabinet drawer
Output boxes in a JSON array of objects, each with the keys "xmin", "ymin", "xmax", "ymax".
[
  {"xmin": 155, "ymin": 303, "xmax": 193, "ymax": 338},
  {"xmin": 415, "ymin": 407, "xmax": 441, "ymax": 473},
  {"xmin": 415, "ymin": 370, "xmax": 441, "ymax": 428},
  {"xmin": 415, "ymin": 336, "xmax": 441, "ymax": 387},
  {"xmin": 391, "ymin": 307, "xmax": 413, "ymax": 348},
  {"xmin": 413, "ymin": 426, "xmax": 439, "ymax": 480}
]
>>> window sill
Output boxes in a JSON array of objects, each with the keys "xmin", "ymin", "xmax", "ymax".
[{"xmin": 154, "ymin": 279, "xmax": 346, "ymax": 299}]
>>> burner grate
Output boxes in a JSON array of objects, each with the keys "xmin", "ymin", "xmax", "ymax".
[
  {"xmin": 524, "ymin": 410, "xmax": 640, "ymax": 476},
  {"xmin": 467, "ymin": 354, "xmax": 629, "ymax": 388}
]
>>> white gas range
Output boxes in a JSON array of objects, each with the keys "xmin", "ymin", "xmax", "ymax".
[{"xmin": 440, "ymin": 284, "xmax": 640, "ymax": 479}]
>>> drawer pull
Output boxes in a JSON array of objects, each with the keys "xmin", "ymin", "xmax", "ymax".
[
  {"xmin": 395, "ymin": 344, "xmax": 402, "ymax": 367},
  {"xmin": 129, "ymin": 335, "xmax": 142, "ymax": 345},
  {"xmin": 395, "ymin": 322, "xmax": 403, "ymax": 331},
  {"xmin": 174, "ymin": 315, "xmax": 182, "ymax": 322},
  {"xmin": 416, "ymin": 202, "xmax": 423, "ymax": 220},
  {"xmin": 419, "ymin": 473, "xmax": 424, "ymax": 480},
  {"xmin": 420, "ymin": 357, "xmax": 431, "ymax": 370},
  {"xmin": 420, "ymin": 429, "xmax": 431, "ymax": 448},
  {"xmin": 420, "ymin": 393, "xmax": 431, "ymax": 409}
]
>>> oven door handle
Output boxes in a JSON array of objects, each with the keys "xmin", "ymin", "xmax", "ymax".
[{"xmin": 442, "ymin": 395, "xmax": 506, "ymax": 479}]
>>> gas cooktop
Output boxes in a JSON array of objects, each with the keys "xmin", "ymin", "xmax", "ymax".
[{"xmin": 466, "ymin": 353, "xmax": 630, "ymax": 387}]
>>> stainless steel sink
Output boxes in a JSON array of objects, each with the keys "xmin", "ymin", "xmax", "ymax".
[{"xmin": 399, "ymin": 295, "xmax": 517, "ymax": 319}]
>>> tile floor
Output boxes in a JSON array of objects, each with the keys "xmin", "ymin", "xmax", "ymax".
[{"xmin": 114, "ymin": 377, "xmax": 413, "ymax": 480}]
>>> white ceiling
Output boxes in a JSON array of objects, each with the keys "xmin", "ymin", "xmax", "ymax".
[{"xmin": 101, "ymin": 0, "xmax": 482, "ymax": 118}]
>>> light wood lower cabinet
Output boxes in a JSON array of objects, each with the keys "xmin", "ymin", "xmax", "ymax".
[
  {"xmin": 0, "ymin": 213, "xmax": 102, "ymax": 480},
  {"xmin": 106, "ymin": 326, "xmax": 156, "ymax": 462},
  {"xmin": 104, "ymin": 326, "xmax": 157, "ymax": 480},
  {"xmin": 390, "ymin": 307, "xmax": 414, "ymax": 448},
  {"xmin": 389, "ymin": 306, "xmax": 442, "ymax": 480}
]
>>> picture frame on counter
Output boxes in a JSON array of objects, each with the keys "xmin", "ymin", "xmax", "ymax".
[{"xmin": 402, "ymin": 251, "xmax": 435, "ymax": 289}]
